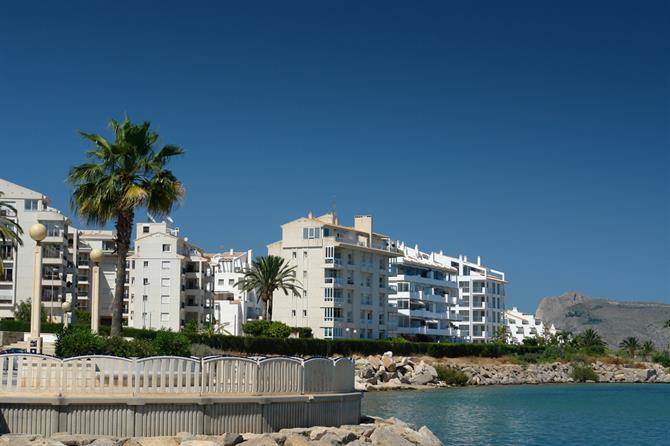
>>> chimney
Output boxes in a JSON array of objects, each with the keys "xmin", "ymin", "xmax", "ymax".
[
  {"xmin": 307, "ymin": 211, "xmax": 313, "ymax": 219},
  {"xmin": 230, "ymin": 248, "xmax": 234, "ymax": 254},
  {"xmin": 477, "ymin": 256, "xmax": 481, "ymax": 266},
  {"xmin": 463, "ymin": 255, "xmax": 468, "ymax": 262},
  {"xmin": 353, "ymin": 215, "xmax": 373, "ymax": 247}
]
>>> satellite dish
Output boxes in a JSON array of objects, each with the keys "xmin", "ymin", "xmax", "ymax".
[{"xmin": 166, "ymin": 216, "xmax": 174, "ymax": 223}]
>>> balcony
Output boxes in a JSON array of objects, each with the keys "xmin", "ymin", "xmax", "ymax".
[
  {"xmin": 324, "ymin": 277, "xmax": 345, "ymax": 287},
  {"xmin": 324, "ymin": 258, "xmax": 343, "ymax": 268},
  {"xmin": 392, "ymin": 274, "xmax": 457, "ymax": 289},
  {"xmin": 397, "ymin": 326, "xmax": 453, "ymax": 336}
]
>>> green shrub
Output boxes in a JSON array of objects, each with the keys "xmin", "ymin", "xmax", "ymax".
[
  {"xmin": 0, "ymin": 319, "xmax": 63, "ymax": 334},
  {"xmin": 242, "ymin": 320, "xmax": 292, "ymax": 338},
  {"xmin": 571, "ymin": 364, "xmax": 598, "ymax": 382},
  {"xmin": 55, "ymin": 326, "xmax": 103, "ymax": 358},
  {"xmin": 151, "ymin": 330, "xmax": 191, "ymax": 356},
  {"xmin": 291, "ymin": 327, "xmax": 313, "ymax": 338},
  {"xmin": 435, "ymin": 365, "xmax": 468, "ymax": 385},
  {"xmin": 652, "ymin": 351, "xmax": 670, "ymax": 368}
]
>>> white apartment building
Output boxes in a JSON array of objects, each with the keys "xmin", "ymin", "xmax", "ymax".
[
  {"xmin": 210, "ymin": 249, "xmax": 261, "ymax": 335},
  {"xmin": 505, "ymin": 306, "xmax": 556, "ymax": 344},
  {"xmin": 0, "ymin": 179, "xmax": 70, "ymax": 321},
  {"xmin": 451, "ymin": 255, "xmax": 507, "ymax": 342},
  {"xmin": 66, "ymin": 228, "xmax": 130, "ymax": 325},
  {"xmin": 268, "ymin": 212, "xmax": 399, "ymax": 340},
  {"xmin": 388, "ymin": 242, "xmax": 460, "ymax": 341},
  {"xmin": 127, "ymin": 222, "xmax": 213, "ymax": 332}
]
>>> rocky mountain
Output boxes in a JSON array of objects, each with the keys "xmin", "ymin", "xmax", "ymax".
[{"xmin": 535, "ymin": 291, "xmax": 670, "ymax": 348}]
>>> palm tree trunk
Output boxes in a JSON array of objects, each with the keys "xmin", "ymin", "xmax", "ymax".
[
  {"xmin": 267, "ymin": 296, "xmax": 273, "ymax": 321},
  {"xmin": 111, "ymin": 209, "xmax": 133, "ymax": 337}
]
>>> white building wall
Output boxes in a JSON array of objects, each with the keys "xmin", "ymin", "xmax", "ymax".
[
  {"xmin": 505, "ymin": 307, "xmax": 556, "ymax": 343},
  {"xmin": 0, "ymin": 179, "xmax": 69, "ymax": 321},
  {"xmin": 388, "ymin": 242, "xmax": 459, "ymax": 341},
  {"xmin": 128, "ymin": 222, "xmax": 213, "ymax": 332},
  {"xmin": 210, "ymin": 249, "xmax": 260, "ymax": 336}
]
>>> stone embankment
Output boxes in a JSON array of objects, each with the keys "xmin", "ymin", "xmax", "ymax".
[
  {"xmin": 354, "ymin": 352, "xmax": 670, "ymax": 390},
  {"xmin": 0, "ymin": 417, "xmax": 443, "ymax": 446}
]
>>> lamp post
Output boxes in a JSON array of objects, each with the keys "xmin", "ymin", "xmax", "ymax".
[
  {"xmin": 61, "ymin": 300, "xmax": 71, "ymax": 329},
  {"xmin": 29, "ymin": 223, "xmax": 47, "ymax": 354},
  {"xmin": 90, "ymin": 248, "xmax": 103, "ymax": 334}
]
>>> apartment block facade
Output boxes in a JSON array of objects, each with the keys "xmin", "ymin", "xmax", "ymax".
[
  {"xmin": 66, "ymin": 228, "xmax": 130, "ymax": 325},
  {"xmin": 451, "ymin": 255, "xmax": 507, "ymax": 342},
  {"xmin": 268, "ymin": 212, "xmax": 399, "ymax": 340},
  {"xmin": 505, "ymin": 307, "xmax": 556, "ymax": 344},
  {"xmin": 388, "ymin": 242, "xmax": 460, "ymax": 341},
  {"xmin": 210, "ymin": 249, "xmax": 261, "ymax": 335},
  {"xmin": 0, "ymin": 179, "xmax": 70, "ymax": 321},
  {"xmin": 127, "ymin": 222, "xmax": 213, "ymax": 332}
]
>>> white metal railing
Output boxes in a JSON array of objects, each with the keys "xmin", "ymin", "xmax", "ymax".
[{"xmin": 0, "ymin": 354, "xmax": 354, "ymax": 396}]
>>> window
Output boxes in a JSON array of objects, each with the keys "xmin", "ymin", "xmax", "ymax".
[
  {"xmin": 143, "ymin": 226, "xmax": 150, "ymax": 233},
  {"xmin": 161, "ymin": 261, "xmax": 170, "ymax": 270},
  {"xmin": 24, "ymin": 199, "xmax": 39, "ymax": 211},
  {"xmin": 162, "ymin": 244, "xmax": 171, "ymax": 252},
  {"xmin": 161, "ymin": 278, "xmax": 170, "ymax": 287},
  {"xmin": 303, "ymin": 310, "xmax": 307, "ymax": 317},
  {"xmin": 161, "ymin": 295, "xmax": 170, "ymax": 304},
  {"xmin": 302, "ymin": 227, "xmax": 321, "ymax": 239},
  {"xmin": 323, "ymin": 327, "xmax": 333, "ymax": 338},
  {"xmin": 160, "ymin": 313, "xmax": 170, "ymax": 322},
  {"xmin": 292, "ymin": 251, "xmax": 297, "ymax": 259},
  {"xmin": 143, "ymin": 261, "xmax": 149, "ymax": 268},
  {"xmin": 324, "ymin": 307, "xmax": 333, "ymax": 321},
  {"xmin": 333, "ymin": 327, "xmax": 343, "ymax": 337},
  {"xmin": 132, "ymin": 261, "xmax": 135, "ymax": 269},
  {"xmin": 324, "ymin": 288, "xmax": 333, "ymax": 301},
  {"xmin": 143, "ymin": 278, "xmax": 149, "ymax": 285},
  {"xmin": 228, "ymin": 279, "xmax": 234, "ymax": 285},
  {"xmin": 292, "ymin": 309, "xmax": 296, "ymax": 316},
  {"xmin": 218, "ymin": 279, "xmax": 224, "ymax": 285}
]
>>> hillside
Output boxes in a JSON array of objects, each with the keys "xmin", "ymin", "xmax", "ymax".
[{"xmin": 535, "ymin": 291, "xmax": 670, "ymax": 348}]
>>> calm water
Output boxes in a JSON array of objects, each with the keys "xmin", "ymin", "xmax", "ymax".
[{"xmin": 361, "ymin": 384, "xmax": 670, "ymax": 446}]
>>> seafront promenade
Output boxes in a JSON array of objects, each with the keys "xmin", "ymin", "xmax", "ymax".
[{"xmin": 0, "ymin": 354, "xmax": 360, "ymax": 436}]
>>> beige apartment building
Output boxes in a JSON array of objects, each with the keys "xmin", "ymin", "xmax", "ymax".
[
  {"xmin": 127, "ymin": 222, "xmax": 213, "ymax": 331},
  {"xmin": 268, "ymin": 212, "xmax": 399, "ymax": 340},
  {"xmin": 0, "ymin": 179, "xmax": 70, "ymax": 321}
]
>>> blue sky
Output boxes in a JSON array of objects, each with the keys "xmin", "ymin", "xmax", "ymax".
[{"xmin": 1, "ymin": 1, "xmax": 668, "ymax": 311}]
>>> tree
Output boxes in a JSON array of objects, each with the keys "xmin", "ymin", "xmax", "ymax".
[
  {"xmin": 14, "ymin": 299, "xmax": 47, "ymax": 323},
  {"xmin": 235, "ymin": 255, "xmax": 302, "ymax": 321},
  {"xmin": 641, "ymin": 340, "xmax": 655, "ymax": 360},
  {"xmin": 68, "ymin": 117, "xmax": 185, "ymax": 336},
  {"xmin": 619, "ymin": 337, "xmax": 641, "ymax": 359},
  {"xmin": 0, "ymin": 192, "xmax": 23, "ymax": 274},
  {"xmin": 573, "ymin": 328, "xmax": 606, "ymax": 353},
  {"xmin": 495, "ymin": 325, "xmax": 511, "ymax": 344},
  {"xmin": 664, "ymin": 320, "xmax": 670, "ymax": 329}
]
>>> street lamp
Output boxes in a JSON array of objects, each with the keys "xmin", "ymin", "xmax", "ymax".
[
  {"xmin": 29, "ymin": 223, "xmax": 47, "ymax": 354},
  {"xmin": 61, "ymin": 300, "xmax": 71, "ymax": 329},
  {"xmin": 90, "ymin": 248, "xmax": 103, "ymax": 334}
]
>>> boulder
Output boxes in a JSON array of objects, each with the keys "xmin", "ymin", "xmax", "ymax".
[{"xmin": 370, "ymin": 426, "xmax": 414, "ymax": 446}]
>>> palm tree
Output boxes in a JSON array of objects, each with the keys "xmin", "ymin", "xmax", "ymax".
[
  {"xmin": 641, "ymin": 340, "xmax": 654, "ymax": 360},
  {"xmin": 235, "ymin": 255, "xmax": 302, "ymax": 321},
  {"xmin": 619, "ymin": 337, "xmax": 641, "ymax": 359},
  {"xmin": 0, "ymin": 192, "xmax": 23, "ymax": 274},
  {"xmin": 574, "ymin": 328, "xmax": 606, "ymax": 352},
  {"xmin": 68, "ymin": 118, "xmax": 185, "ymax": 336},
  {"xmin": 495, "ymin": 325, "xmax": 510, "ymax": 344}
]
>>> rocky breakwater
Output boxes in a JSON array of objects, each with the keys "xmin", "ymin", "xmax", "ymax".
[
  {"xmin": 0, "ymin": 417, "xmax": 443, "ymax": 446},
  {"xmin": 354, "ymin": 351, "xmax": 443, "ymax": 391},
  {"xmin": 458, "ymin": 361, "xmax": 670, "ymax": 385}
]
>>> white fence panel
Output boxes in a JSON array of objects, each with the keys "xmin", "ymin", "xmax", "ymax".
[
  {"xmin": 303, "ymin": 358, "xmax": 334, "ymax": 393},
  {"xmin": 257, "ymin": 358, "xmax": 303, "ymax": 394},
  {"xmin": 135, "ymin": 356, "xmax": 201, "ymax": 393},
  {"xmin": 333, "ymin": 358, "xmax": 355, "ymax": 393},
  {"xmin": 202, "ymin": 357, "xmax": 257, "ymax": 394},
  {"xmin": 62, "ymin": 356, "xmax": 134, "ymax": 394}
]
